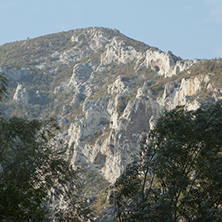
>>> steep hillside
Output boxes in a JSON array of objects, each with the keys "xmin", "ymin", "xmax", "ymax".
[{"xmin": 0, "ymin": 27, "xmax": 221, "ymax": 188}]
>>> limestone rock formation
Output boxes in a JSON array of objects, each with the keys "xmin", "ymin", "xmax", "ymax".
[
  {"xmin": 13, "ymin": 84, "xmax": 29, "ymax": 105},
  {"xmin": 0, "ymin": 27, "xmax": 221, "ymax": 185}
]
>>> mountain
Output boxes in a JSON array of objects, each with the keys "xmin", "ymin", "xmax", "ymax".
[{"xmin": 0, "ymin": 26, "xmax": 221, "ymax": 187}]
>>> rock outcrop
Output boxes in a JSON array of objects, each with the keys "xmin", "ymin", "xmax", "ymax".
[{"xmin": 13, "ymin": 84, "xmax": 29, "ymax": 105}]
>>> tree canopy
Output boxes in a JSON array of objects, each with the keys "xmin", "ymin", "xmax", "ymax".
[
  {"xmin": 0, "ymin": 74, "xmax": 91, "ymax": 221},
  {"xmin": 111, "ymin": 102, "xmax": 222, "ymax": 222}
]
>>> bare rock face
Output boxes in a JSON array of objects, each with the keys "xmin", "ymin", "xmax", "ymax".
[
  {"xmin": 139, "ymin": 50, "xmax": 200, "ymax": 77},
  {"xmin": 64, "ymin": 91, "xmax": 163, "ymax": 182},
  {"xmin": 158, "ymin": 74, "xmax": 211, "ymax": 110},
  {"xmin": 100, "ymin": 37, "xmax": 143, "ymax": 65},
  {"xmin": 13, "ymin": 84, "xmax": 29, "ymax": 105}
]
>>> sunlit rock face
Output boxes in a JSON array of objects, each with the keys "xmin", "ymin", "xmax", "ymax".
[
  {"xmin": 157, "ymin": 75, "xmax": 212, "ymax": 111},
  {"xmin": 1, "ymin": 27, "xmax": 220, "ymax": 183},
  {"xmin": 13, "ymin": 84, "xmax": 29, "ymax": 105}
]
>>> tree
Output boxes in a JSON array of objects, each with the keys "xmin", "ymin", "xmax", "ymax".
[
  {"xmin": 111, "ymin": 102, "xmax": 222, "ymax": 222},
  {"xmin": 0, "ymin": 74, "xmax": 91, "ymax": 221},
  {"xmin": 0, "ymin": 73, "xmax": 7, "ymax": 103}
]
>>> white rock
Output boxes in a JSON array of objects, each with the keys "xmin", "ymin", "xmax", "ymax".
[
  {"xmin": 140, "ymin": 50, "xmax": 200, "ymax": 78},
  {"xmin": 101, "ymin": 37, "xmax": 143, "ymax": 65},
  {"xmin": 13, "ymin": 84, "xmax": 29, "ymax": 105},
  {"xmin": 158, "ymin": 75, "xmax": 209, "ymax": 110}
]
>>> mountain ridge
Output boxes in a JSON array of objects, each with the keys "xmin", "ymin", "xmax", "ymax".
[{"xmin": 0, "ymin": 27, "xmax": 221, "ymax": 187}]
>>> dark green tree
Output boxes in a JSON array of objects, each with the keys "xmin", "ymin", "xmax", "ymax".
[
  {"xmin": 0, "ymin": 74, "xmax": 91, "ymax": 221},
  {"xmin": 0, "ymin": 74, "xmax": 7, "ymax": 102},
  {"xmin": 111, "ymin": 103, "xmax": 222, "ymax": 222}
]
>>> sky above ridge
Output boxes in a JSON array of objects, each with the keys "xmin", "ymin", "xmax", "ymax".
[{"xmin": 0, "ymin": 0, "xmax": 222, "ymax": 60}]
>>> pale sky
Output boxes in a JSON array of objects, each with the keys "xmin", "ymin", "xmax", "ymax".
[{"xmin": 0, "ymin": 0, "xmax": 222, "ymax": 60}]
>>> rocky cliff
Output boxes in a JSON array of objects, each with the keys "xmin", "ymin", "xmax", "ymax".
[{"xmin": 0, "ymin": 27, "xmax": 221, "ymax": 186}]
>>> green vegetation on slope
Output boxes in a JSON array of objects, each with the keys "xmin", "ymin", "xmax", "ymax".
[
  {"xmin": 111, "ymin": 102, "xmax": 222, "ymax": 222},
  {"xmin": 0, "ymin": 75, "xmax": 92, "ymax": 221}
]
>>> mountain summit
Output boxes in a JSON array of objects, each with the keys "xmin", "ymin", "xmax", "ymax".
[{"xmin": 0, "ymin": 27, "xmax": 221, "ymax": 185}]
